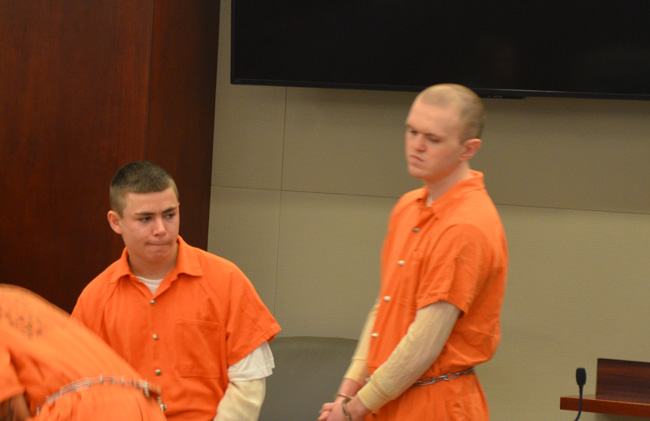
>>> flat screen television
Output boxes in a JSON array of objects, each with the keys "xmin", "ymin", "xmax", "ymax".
[{"xmin": 231, "ymin": 1, "xmax": 650, "ymax": 100}]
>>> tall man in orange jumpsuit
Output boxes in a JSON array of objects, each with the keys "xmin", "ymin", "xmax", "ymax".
[
  {"xmin": 319, "ymin": 84, "xmax": 508, "ymax": 420},
  {"xmin": 72, "ymin": 161, "xmax": 281, "ymax": 420},
  {"xmin": 0, "ymin": 284, "xmax": 167, "ymax": 420}
]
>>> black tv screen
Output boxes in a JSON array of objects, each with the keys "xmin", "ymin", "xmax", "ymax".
[{"xmin": 232, "ymin": 1, "xmax": 650, "ymax": 100}]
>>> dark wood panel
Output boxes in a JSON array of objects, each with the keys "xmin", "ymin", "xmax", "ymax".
[
  {"xmin": 0, "ymin": 0, "xmax": 218, "ymax": 312},
  {"xmin": 145, "ymin": 0, "xmax": 220, "ymax": 251},
  {"xmin": 596, "ymin": 358, "xmax": 650, "ymax": 404}
]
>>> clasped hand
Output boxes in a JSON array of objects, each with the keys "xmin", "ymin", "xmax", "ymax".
[{"xmin": 318, "ymin": 396, "xmax": 369, "ymax": 421}]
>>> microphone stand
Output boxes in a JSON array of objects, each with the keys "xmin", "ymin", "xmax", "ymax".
[{"xmin": 575, "ymin": 367, "xmax": 587, "ymax": 421}]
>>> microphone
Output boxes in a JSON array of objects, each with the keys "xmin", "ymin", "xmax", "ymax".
[{"xmin": 574, "ymin": 367, "xmax": 587, "ymax": 421}]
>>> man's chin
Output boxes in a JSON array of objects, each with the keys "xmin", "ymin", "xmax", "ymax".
[
  {"xmin": 145, "ymin": 244, "xmax": 174, "ymax": 257},
  {"xmin": 407, "ymin": 167, "xmax": 427, "ymax": 180}
]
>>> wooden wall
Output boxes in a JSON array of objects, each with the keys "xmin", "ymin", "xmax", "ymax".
[{"xmin": 0, "ymin": 0, "xmax": 219, "ymax": 312}]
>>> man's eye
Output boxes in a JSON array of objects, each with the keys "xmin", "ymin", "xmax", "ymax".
[
  {"xmin": 140, "ymin": 217, "xmax": 151, "ymax": 222},
  {"xmin": 164, "ymin": 213, "xmax": 176, "ymax": 219}
]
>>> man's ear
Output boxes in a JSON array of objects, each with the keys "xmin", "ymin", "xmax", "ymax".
[
  {"xmin": 107, "ymin": 210, "xmax": 122, "ymax": 234},
  {"xmin": 460, "ymin": 138, "xmax": 482, "ymax": 161}
]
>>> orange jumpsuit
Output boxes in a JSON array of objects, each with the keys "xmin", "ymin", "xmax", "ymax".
[
  {"xmin": 72, "ymin": 236, "xmax": 281, "ymax": 421},
  {"xmin": 0, "ymin": 284, "xmax": 166, "ymax": 420},
  {"xmin": 366, "ymin": 171, "xmax": 508, "ymax": 420}
]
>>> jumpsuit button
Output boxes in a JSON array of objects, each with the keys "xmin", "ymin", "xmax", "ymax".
[
  {"xmin": 371, "ymin": 332, "xmax": 379, "ymax": 338},
  {"xmin": 155, "ymin": 369, "xmax": 162, "ymax": 376},
  {"xmin": 383, "ymin": 296, "xmax": 391, "ymax": 302},
  {"xmin": 153, "ymin": 334, "xmax": 159, "ymax": 340},
  {"xmin": 397, "ymin": 260, "xmax": 405, "ymax": 266},
  {"xmin": 150, "ymin": 299, "xmax": 155, "ymax": 305},
  {"xmin": 413, "ymin": 227, "xmax": 420, "ymax": 232}
]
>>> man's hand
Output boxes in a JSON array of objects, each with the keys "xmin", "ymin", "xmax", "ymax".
[
  {"xmin": 0, "ymin": 394, "xmax": 30, "ymax": 421},
  {"xmin": 318, "ymin": 396, "xmax": 343, "ymax": 421},
  {"xmin": 318, "ymin": 396, "xmax": 370, "ymax": 421}
]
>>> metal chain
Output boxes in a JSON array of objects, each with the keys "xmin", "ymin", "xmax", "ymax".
[
  {"xmin": 413, "ymin": 367, "xmax": 475, "ymax": 387},
  {"xmin": 35, "ymin": 375, "xmax": 166, "ymax": 414}
]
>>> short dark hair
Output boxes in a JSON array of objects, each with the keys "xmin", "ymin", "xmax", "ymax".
[{"xmin": 109, "ymin": 161, "xmax": 179, "ymax": 215}]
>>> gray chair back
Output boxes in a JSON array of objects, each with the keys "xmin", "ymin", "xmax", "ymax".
[{"xmin": 260, "ymin": 336, "xmax": 358, "ymax": 420}]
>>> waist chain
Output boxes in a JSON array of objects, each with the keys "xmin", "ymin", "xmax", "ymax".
[
  {"xmin": 35, "ymin": 375, "xmax": 167, "ymax": 415},
  {"xmin": 412, "ymin": 367, "xmax": 475, "ymax": 387},
  {"xmin": 366, "ymin": 366, "xmax": 475, "ymax": 388}
]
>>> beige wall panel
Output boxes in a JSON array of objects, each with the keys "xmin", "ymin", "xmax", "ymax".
[
  {"xmin": 208, "ymin": 186, "xmax": 281, "ymax": 311},
  {"xmin": 475, "ymin": 97, "xmax": 650, "ymax": 213},
  {"xmin": 212, "ymin": 2, "xmax": 650, "ymax": 420},
  {"xmin": 274, "ymin": 191, "xmax": 395, "ymax": 338},
  {"xmin": 483, "ymin": 205, "xmax": 650, "ymax": 420},
  {"xmin": 212, "ymin": 0, "xmax": 285, "ymax": 190},
  {"xmin": 282, "ymin": 87, "xmax": 421, "ymax": 197}
]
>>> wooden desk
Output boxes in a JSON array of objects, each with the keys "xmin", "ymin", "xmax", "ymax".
[{"xmin": 561, "ymin": 359, "xmax": 650, "ymax": 418}]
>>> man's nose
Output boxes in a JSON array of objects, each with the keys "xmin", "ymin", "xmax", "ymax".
[
  {"xmin": 152, "ymin": 217, "xmax": 166, "ymax": 235},
  {"xmin": 412, "ymin": 134, "xmax": 426, "ymax": 150}
]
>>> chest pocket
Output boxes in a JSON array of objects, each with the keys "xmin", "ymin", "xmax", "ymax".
[{"xmin": 175, "ymin": 319, "xmax": 224, "ymax": 378}]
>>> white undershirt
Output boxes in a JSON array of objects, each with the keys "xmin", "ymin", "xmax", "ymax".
[{"xmin": 137, "ymin": 276, "xmax": 274, "ymax": 381}]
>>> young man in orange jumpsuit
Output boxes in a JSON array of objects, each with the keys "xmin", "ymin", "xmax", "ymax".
[
  {"xmin": 72, "ymin": 161, "xmax": 281, "ymax": 420},
  {"xmin": 319, "ymin": 84, "xmax": 508, "ymax": 420},
  {"xmin": 0, "ymin": 284, "xmax": 167, "ymax": 420}
]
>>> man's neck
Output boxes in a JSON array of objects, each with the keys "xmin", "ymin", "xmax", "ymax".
[
  {"xmin": 128, "ymin": 246, "xmax": 179, "ymax": 280},
  {"xmin": 425, "ymin": 166, "xmax": 472, "ymax": 206},
  {"xmin": 425, "ymin": 165, "xmax": 472, "ymax": 204},
  {"xmin": 129, "ymin": 260, "xmax": 176, "ymax": 280}
]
